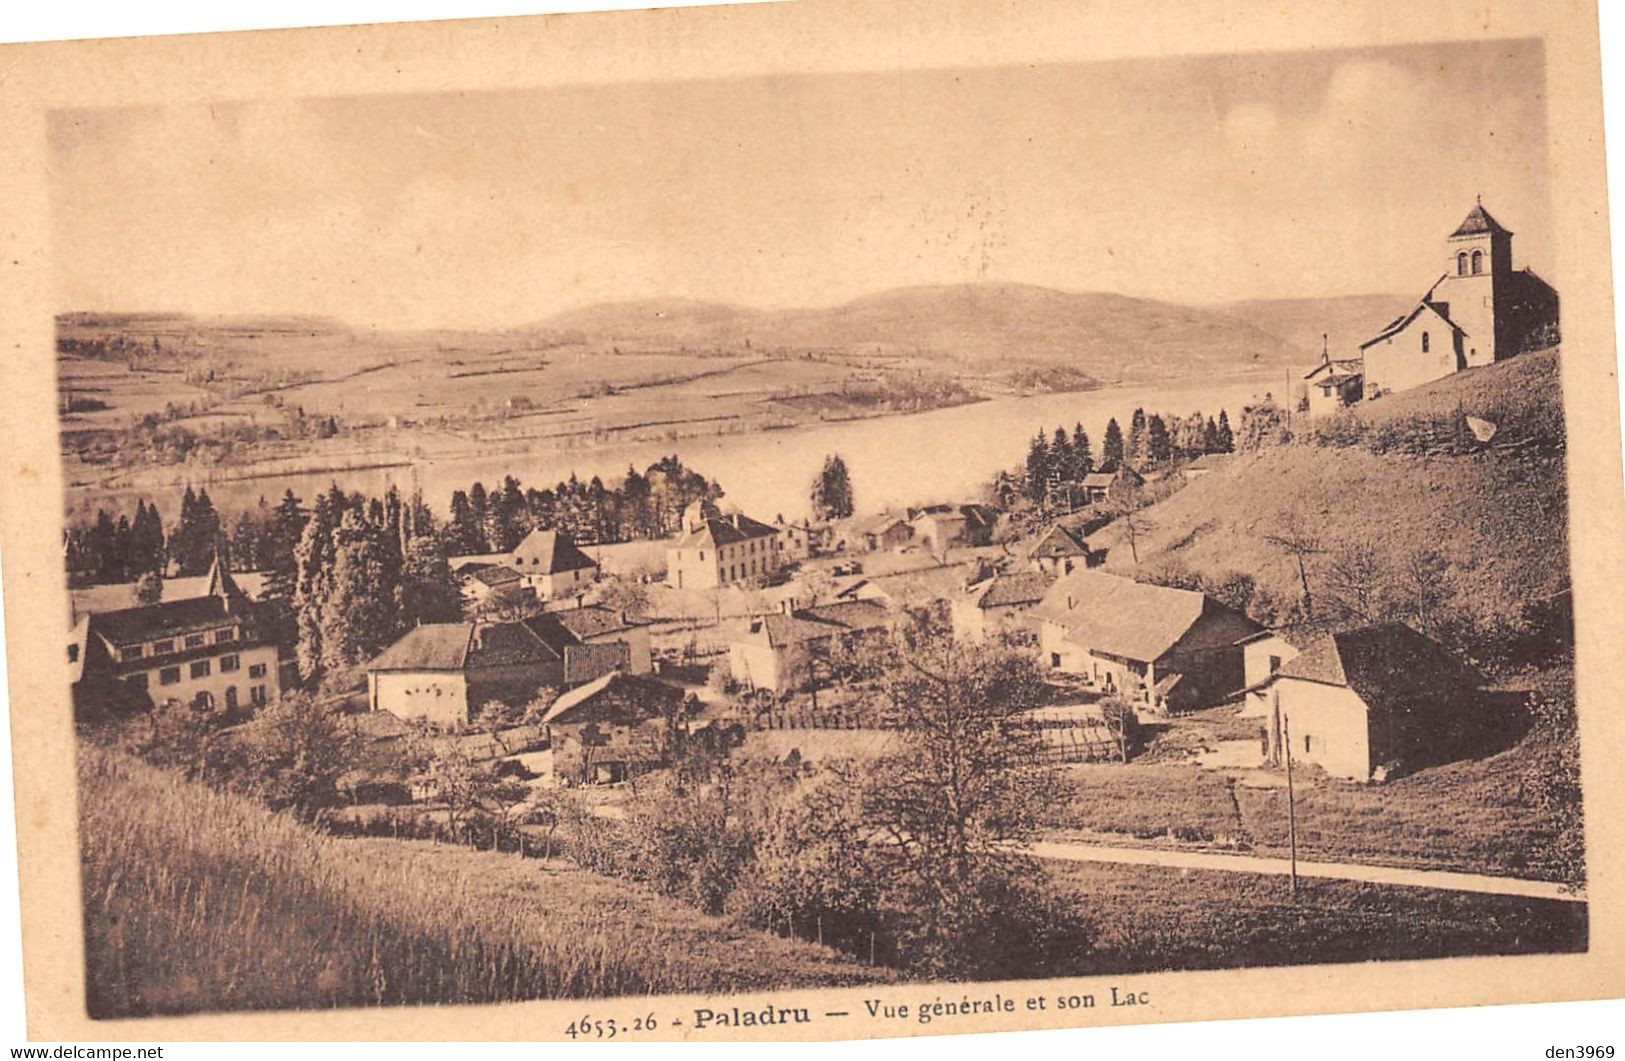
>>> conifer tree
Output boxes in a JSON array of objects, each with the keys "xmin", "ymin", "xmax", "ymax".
[
  {"xmin": 1070, "ymin": 423, "xmax": 1093, "ymax": 480},
  {"xmin": 1216, "ymin": 409, "xmax": 1235, "ymax": 453},
  {"xmin": 1024, "ymin": 433, "xmax": 1051, "ymax": 501},
  {"xmin": 811, "ymin": 454, "xmax": 856, "ymax": 521},
  {"xmin": 1102, "ymin": 418, "xmax": 1125, "ymax": 468}
]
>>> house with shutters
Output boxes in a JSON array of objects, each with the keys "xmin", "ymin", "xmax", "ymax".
[
  {"xmin": 665, "ymin": 499, "xmax": 782, "ymax": 589},
  {"xmin": 1250, "ymin": 623, "xmax": 1480, "ymax": 781},
  {"xmin": 908, "ymin": 503, "xmax": 998, "ymax": 551},
  {"xmin": 1080, "ymin": 464, "xmax": 1146, "ymax": 505},
  {"xmin": 509, "ymin": 529, "xmax": 599, "ymax": 601},
  {"xmin": 1030, "ymin": 570, "xmax": 1261, "ymax": 713},
  {"xmin": 77, "ymin": 553, "xmax": 280, "ymax": 715},
  {"xmin": 849, "ymin": 512, "xmax": 915, "ymax": 553}
]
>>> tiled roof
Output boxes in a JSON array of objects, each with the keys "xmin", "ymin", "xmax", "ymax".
[
  {"xmin": 366, "ymin": 624, "xmax": 473, "ymax": 671},
  {"xmin": 468, "ymin": 564, "xmax": 522, "ymax": 587},
  {"xmin": 674, "ymin": 512, "xmax": 780, "ymax": 549},
  {"xmin": 1360, "ymin": 292, "xmax": 1467, "ymax": 349},
  {"xmin": 746, "ymin": 600, "xmax": 891, "ymax": 648},
  {"xmin": 512, "ymin": 529, "xmax": 597, "ymax": 573},
  {"xmin": 1029, "ymin": 524, "xmax": 1090, "ymax": 559},
  {"xmin": 1277, "ymin": 624, "xmax": 1478, "ymax": 711},
  {"xmin": 544, "ymin": 671, "xmax": 684, "ymax": 725},
  {"xmin": 552, "ymin": 604, "xmax": 647, "ymax": 639},
  {"xmin": 1032, "ymin": 570, "xmax": 1210, "ymax": 662},
  {"xmin": 966, "ymin": 571, "xmax": 1053, "ymax": 610},
  {"xmin": 1450, "ymin": 201, "xmax": 1512, "ymax": 238},
  {"xmin": 468, "ymin": 621, "xmax": 566, "ymax": 668},
  {"xmin": 88, "ymin": 595, "xmax": 247, "ymax": 647}
]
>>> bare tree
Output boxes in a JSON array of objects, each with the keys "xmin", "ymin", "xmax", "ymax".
[
  {"xmin": 1403, "ymin": 547, "xmax": 1452, "ymax": 635},
  {"xmin": 1324, "ymin": 541, "xmax": 1386, "ymax": 623},
  {"xmin": 1264, "ymin": 514, "xmax": 1324, "ymax": 619}
]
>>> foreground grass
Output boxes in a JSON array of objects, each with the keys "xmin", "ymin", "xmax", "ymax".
[
  {"xmin": 79, "ymin": 747, "xmax": 888, "ymax": 1018},
  {"xmin": 1047, "ymin": 728, "xmax": 1570, "ymax": 881},
  {"xmin": 1044, "ymin": 860, "xmax": 1586, "ymax": 974}
]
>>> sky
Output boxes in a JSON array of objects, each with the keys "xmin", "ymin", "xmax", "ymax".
[{"xmin": 48, "ymin": 38, "xmax": 1550, "ymax": 330}]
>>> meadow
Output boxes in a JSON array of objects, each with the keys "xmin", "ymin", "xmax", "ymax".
[{"xmin": 78, "ymin": 745, "xmax": 889, "ymax": 1019}]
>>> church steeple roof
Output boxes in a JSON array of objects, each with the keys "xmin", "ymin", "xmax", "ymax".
[
  {"xmin": 1450, "ymin": 198, "xmax": 1512, "ymax": 238},
  {"xmin": 204, "ymin": 545, "xmax": 247, "ymax": 608}
]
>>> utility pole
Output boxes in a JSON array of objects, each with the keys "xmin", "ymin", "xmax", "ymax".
[{"xmin": 1283, "ymin": 713, "xmax": 1299, "ymax": 901}]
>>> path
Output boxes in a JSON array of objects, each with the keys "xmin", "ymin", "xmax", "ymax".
[{"xmin": 1029, "ymin": 839, "xmax": 1583, "ymax": 903}]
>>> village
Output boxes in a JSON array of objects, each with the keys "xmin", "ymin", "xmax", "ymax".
[{"xmin": 62, "ymin": 201, "xmax": 1585, "ymax": 1005}]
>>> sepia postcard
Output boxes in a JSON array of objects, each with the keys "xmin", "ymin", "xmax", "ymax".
[{"xmin": 0, "ymin": 0, "xmax": 1622, "ymax": 1044}]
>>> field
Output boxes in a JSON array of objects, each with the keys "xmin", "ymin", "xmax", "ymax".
[
  {"xmin": 78, "ymin": 745, "xmax": 890, "ymax": 1019},
  {"xmin": 1043, "ymin": 860, "xmax": 1585, "ymax": 975},
  {"xmin": 1044, "ymin": 700, "xmax": 1572, "ymax": 882}
]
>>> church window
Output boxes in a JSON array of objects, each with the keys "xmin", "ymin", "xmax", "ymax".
[
  {"xmin": 1471, "ymin": 250, "xmax": 1483, "ymax": 275},
  {"xmin": 1457, "ymin": 251, "xmax": 1468, "ymax": 275},
  {"xmin": 1421, "ymin": 331, "xmax": 1430, "ymax": 353}
]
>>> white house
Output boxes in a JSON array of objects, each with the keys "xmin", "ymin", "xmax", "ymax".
[
  {"xmin": 951, "ymin": 570, "xmax": 1053, "ymax": 643},
  {"xmin": 510, "ymin": 529, "xmax": 599, "ymax": 601},
  {"xmin": 666, "ymin": 499, "xmax": 782, "ymax": 589}
]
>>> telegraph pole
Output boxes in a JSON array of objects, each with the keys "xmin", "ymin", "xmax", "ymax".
[{"xmin": 1283, "ymin": 713, "xmax": 1299, "ymax": 901}]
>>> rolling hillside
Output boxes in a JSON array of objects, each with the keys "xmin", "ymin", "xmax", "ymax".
[
  {"xmin": 529, "ymin": 282, "xmax": 1306, "ymax": 378},
  {"xmin": 1218, "ymin": 293, "xmax": 1414, "ymax": 361},
  {"xmin": 1091, "ymin": 350, "xmax": 1569, "ymax": 656}
]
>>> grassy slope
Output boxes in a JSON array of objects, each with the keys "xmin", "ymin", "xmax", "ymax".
[
  {"xmin": 1094, "ymin": 350, "xmax": 1569, "ymax": 639},
  {"xmin": 1046, "ymin": 721, "xmax": 1571, "ymax": 881},
  {"xmin": 1044, "ymin": 860, "xmax": 1585, "ymax": 975},
  {"xmin": 79, "ymin": 747, "xmax": 888, "ymax": 1019}
]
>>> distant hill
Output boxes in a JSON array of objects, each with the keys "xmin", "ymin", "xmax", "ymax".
[
  {"xmin": 529, "ymin": 282, "xmax": 1306, "ymax": 380},
  {"xmin": 1218, "ymin": 294, "xmax": 1414, "ymax": 362},
  {"xmin": 1090, "ymin": 350, "xmax": 1569, "ymax": 659}
]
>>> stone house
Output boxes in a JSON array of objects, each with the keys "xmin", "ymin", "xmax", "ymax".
[
  {"xmin": 1027, "ymin": 524, "xmax": 1092, "ymax": 576},
  {"xmin": 1253, "ymin": 623, "xmax": 1480, "ymax": 781},
  {"xmin": 510, "ymin": 529, "xmax": 599, "ymax": 601},
  {"xmin": 544, "ymin": 671, "xmax": 689, "ymax": 784},
  {"xmin": 728, "ymin": 600, "xmax": 892, "ymax": 695},
  {"xmin": 951, "ymin": 570, "xmax": 1053, "ymax": 643},
  {"xmin": 1031, "ymin": 570, "xmax": 1261, "ymax": 713}
]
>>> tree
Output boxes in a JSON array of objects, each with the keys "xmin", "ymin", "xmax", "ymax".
[
  {"xmin": 1023, "ymin": 433, "xmax": 1050, "ymax": 502},
  {"xmin": 1101, "ymin": 418, "xmax": 1125, "ymax": 468},
  {"xmin": 861, "ymin": 625, "xmax": 1064, "ymax": 976},
  {"xmin": 1238, "ymin": 395, "xmax": 1289, "ymax": 451},
  {"xmin": 1324, "ymin": 541, "xmax": 1387, "ymax": 623},
  {"xmin": 232, "ymin": 693, "xmax": 362, "ymax": 820},
  {"xmin": 474, "ymin": 698, "xmax": 516, "ymax": 755},
  {"xmin": 1127, "ymin": 408, "xmax": 1146, "ymax": 466},
  {"xmin": 811, "ymin": 453, "xmax": 856, "ymax": 521},
  {"xmin": 316, "ymin": 510, "xmax": 400, "ymax": 673},
  {"xmin": 1403, "ymin": 547, "xmax": 1452, "ymax": 636},
  {"xmin": 1216, "ymin": 409, "xmax": 1235, "ymax": 453},
  {"xmin": 134, "ymin": 570, "xmax": 164, "ymax": 606},
  {"xmin": 1264, "ymin": 514, "xmax": 1324, "ymax": 619},
  {"xmin": 1145, "ymin": 415, "xmax": 1172, "ymax": 464},
  {"xmin": 397, "ymin": 534, "xmax": 462, "ymax": 627},
  {"xmin": 1069, "ymin": 423, "xmax": 1093, "ymax": 480}
]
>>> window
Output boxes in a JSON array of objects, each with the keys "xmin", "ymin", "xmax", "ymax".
[
  {"xmin": 225, "ymin": 686, "xmax": 239, "ymax": 711},
  {"xmin": 69, "ymin": 644, "xmax": 80, "ymax": 663},
  {"xmin": 251, "ymin": 685, "xmax": 268, "ymax": 705},
  {"xmin": 1471, "ymin": 249, "xmax": 1483, "ymax": 275},
  {"xmin": 1050, "ymin": 653, "xmax": 1062, "ymax": 668},
  {"xmin": 159, "ymin": 667, "xmax": 181, "ymax": 686},
  {"xmin": 1457, "ymin": 251, "xmax": 1468, "ymax": 275},
  {"xmin": 126, "ymin": 673, "xmax": 149, "ymax": 691},
  {"xmin": 1268, "ymin": 654, "xmax": 1283, "ymax": 674},
  {"xmin": 1421, "ymin": 331, "xmax": 1430, "ymax": 353},
  {"xmin": 248, "ymin": 662, "xmax": 267, "ymax": 679},
  {"xmin": 153, "ymin": 639, "xmax": 174, "ymax": 655},
  {"xmin": 193, "ymin": 691, "xmax": 214, "ymax": 710},
  {"xmin": 698, "ymin": 550, "xmax": 705, "ymax": 561},
  {"xmin": 220, "ymin": 654, "xmax": 240, "ymax": 673},
  {"xmin": 214, "ymin": 628, "xmax": 235, "ymax": 643},
  {"xmin": 119, "ymin": 645, "xmax": 143, "ymax": 662},
  {"xmin": 185, "ymin": 634, "xmax": 206, "ymax": 649},
  {"xmin": 190, "ymin": 660, "xmax": 211, "ymax": 679},
  {"xmin": 1304, "ymin": 734, "xmax": 1315, "ymax": 753}
]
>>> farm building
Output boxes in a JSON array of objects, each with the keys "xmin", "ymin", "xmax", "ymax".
[
  {"xmin": 509, "ymin": 529, "xmax": 599, "ymax": 601},
  {"xmin": 544, "ymin": 671, "xmax": 690, "ymax": 784},
  {"xmin": 1359, "ymin": 200, "xmax": 1559, "ymax": 400},
  {"xmin": 76, "ymin": 554, "xmax": 281, "ymax": 717},
  {"xmin": 364, "ymin": 607, "xmax": 643, "ymax": 727},
  {"xmin": 772, "ymin": 516, "xmax": 824, "ymax": 561},
  {"xmin": 1080, "ymin": 464, "xmax": 1145, "ymax": 504},
  {"xmin": 458, "ymin": 563, "xmax": 530, "ymax": 608},
  {"xmin": 1027, "ymin": 523, "xmax": 1092, "ymax": 576},
  {"xmin": 1254, "ymin": 623, "xmax": 1481, "ymax": 781},
  {"xmin": 908, "ymin": 503, "xmax": 997, "ymax": 550},
  {"xmin": 1303, "ymin": 355, "xmax": 1366, "ymax": 416},
  {"xmin": 1031, "ymin": 570, "xmax": 1261, "ymax": 713},
  {"xmin": 951, "ymin": 570, "xmax": 1053, "ymax": 643},
  {"xmin": 665, "ymin": 499, "xmax": 782, "ymax": 589},
  {"xmin": 1179, "ymin": 453, "xmax": 1234, "ymax": 481},
  {"xmin": 849, "ymin": 512, "xmax": 915, "ymax": 553},
  {"xmin": 729, "ymin": 600, "xmax": 892, "ymax": 695}
]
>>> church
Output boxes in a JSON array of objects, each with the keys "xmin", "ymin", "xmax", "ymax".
[{"xmin": 1305, "ymin": 200, "xmax": 1559, "ymax": 413}]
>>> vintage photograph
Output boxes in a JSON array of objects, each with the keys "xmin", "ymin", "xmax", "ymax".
[{"xmin": 7, "ymin": 0, "xmax": 1616, "ymax": 1040}]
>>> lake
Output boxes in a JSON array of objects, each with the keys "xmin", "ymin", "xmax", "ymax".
[{"xmin": 69, "ymin": 373, "xmax": 1285, "ymax": 524}]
